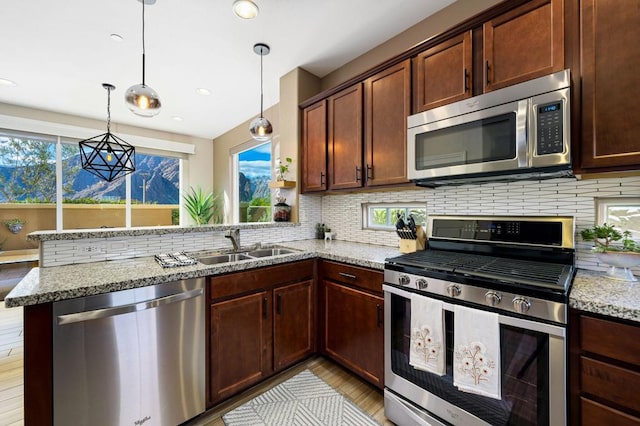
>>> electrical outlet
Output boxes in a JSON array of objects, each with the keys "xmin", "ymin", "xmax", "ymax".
[{"xmin": 82, "ymin": 245, "xmax": 101, "ymax": 253}]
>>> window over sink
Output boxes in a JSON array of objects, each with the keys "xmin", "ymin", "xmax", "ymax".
[{"xmin": 231, "ymin": 140, "xmax": 272, "ymax": 223}]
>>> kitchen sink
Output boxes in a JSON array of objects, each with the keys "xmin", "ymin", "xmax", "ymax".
[
  {"xmin": 244, "ymin": 248, "xmax": 298, "ymax": 258},
  {"xmin": 197, "ymin": 253, "xmax": 253, "ymax": 265}
]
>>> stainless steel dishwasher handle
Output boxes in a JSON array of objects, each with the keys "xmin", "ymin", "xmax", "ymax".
[{"xmin": 57, "ymin": 287, "xmax": 203, "ymax": 325}]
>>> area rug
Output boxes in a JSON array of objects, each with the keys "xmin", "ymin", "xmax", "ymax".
[{"xmin": 222, "ymin": 370, "xmax": 380, "ymax": 426}]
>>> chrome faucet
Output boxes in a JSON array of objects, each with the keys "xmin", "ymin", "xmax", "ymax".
[{"xmin": 225, "ymin": 228, "xmax": 240, "ymax": 252}]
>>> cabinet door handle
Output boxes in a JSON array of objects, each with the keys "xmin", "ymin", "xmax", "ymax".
[
  {"xmin": 485, "ymin": 61, "xmax": 490, "ymax": 85},
  {"xmin": 376, "ymin": 304, "xmax": 383, "ymax": 327},
  {"xmin": 355, "ymin": 166, "xmax": 361, "ymax": 182},
  {"xmin": 339, "ymin": 272, "xmax": 357, "ymax": 280},
  {"xmin": 366, "ymin": 164, "xmax": 373, "ymax": 181},
  {"xmin": 320, "ymin": 172, "xmax": 326, "ymax": 188},
  {"xmin": 463, "ymin": 68, "xmax": 469, "ymax": 92},
  {"xmin": 276, "ymin": 294, "xmax": 282, "ymax": 315},
  {"xmin": 263, "ymin": 297, "xmax": 267, "ymax": 319}
]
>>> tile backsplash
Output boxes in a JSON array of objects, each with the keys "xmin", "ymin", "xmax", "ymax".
[{"xmin": 318, "ymin": 175, "xmax": 640, "ymax": 274}]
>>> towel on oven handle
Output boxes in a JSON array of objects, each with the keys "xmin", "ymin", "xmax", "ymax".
[
  {"xmin": 409, "ymin": 294, "xmax": 445, "ymax": 376},
  {"xmin": 453, "ymin": 305, "xmax": 501, "ymax": 400}
]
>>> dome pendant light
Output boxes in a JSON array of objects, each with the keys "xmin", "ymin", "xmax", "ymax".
[
  {"xmin": 80, "ymin": 84, "xmax": 136, "ymax": 182},
  {"xmin": 125, "ymin": 0, "xmax": 161, "ymax": 117},
  {"xmin": 249, "ymin": 43, "xmax": 273, "ymax": 142}
]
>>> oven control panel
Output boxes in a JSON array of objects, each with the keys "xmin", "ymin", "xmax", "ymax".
[{"xmin": 384, "ymin": 269, "xmax": 564, "ymax": 324}]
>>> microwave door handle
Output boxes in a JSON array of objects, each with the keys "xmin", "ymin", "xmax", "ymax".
[{"xmin": 516, "ymin": 99, "xmax": 529, "ymax": 168}]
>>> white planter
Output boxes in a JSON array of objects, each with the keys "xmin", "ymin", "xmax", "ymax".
[{"xmin": 596, "ymin": 252, "xmax": 640, "ymax": 281}]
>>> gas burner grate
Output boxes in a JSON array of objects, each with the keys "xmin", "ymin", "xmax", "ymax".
[{"xmin": 388, "ymin": 250, "xmax": 573, "ymax": 289}]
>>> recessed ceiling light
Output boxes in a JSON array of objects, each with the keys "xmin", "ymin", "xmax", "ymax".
[
  {"xmin": 232, "ymin": 0, "xmax": 259, "ymax": 19},
  {"xmin": 172, "ymin": 116, "xmax": 183, "ymax": 122},
  {"xmin": 195, "ymin": 88, "xmax": 211, "ymax": 96},
  {"xmin": 0, "ymin": 78, "xmax": 17, "ymax": 87},
  {"xmin": 110, "ymin": 33, "xmax": 124, "ymax": 42}
]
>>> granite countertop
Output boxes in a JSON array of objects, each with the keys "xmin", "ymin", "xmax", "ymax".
[
  {"xmin": 0, "ymin": 249, "xmax": 39, "ymax": 265},
  {"xmin": 4, "ymin": 239, "xmax": 400, "ymax": 308},
  {"xmin": 569, "ymin": 269, "xmax": 640, "ymax": 323}
]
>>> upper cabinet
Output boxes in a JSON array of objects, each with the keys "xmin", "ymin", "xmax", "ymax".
[
  {"xmin": 327, "ymin": 84, "xmax": 364, "ymax": 190},
  {"xmin": 364, "ymin": 59, "xmax": 411, "ymax": 186},
  {"xmin": 483, "ymin": 0, "xmax": 565, "ymax": 92},
  {"xmin": 413, "ymin": 32, "xmax": 472, "ymax": 113},
  {"xmin": 301, "ymin": 100, "xmax": 327, "ymax": 192},
  {"xmin": 579, "ymin": 0, "xmax": 640, "ymax": 170},
  {"xmin": 302, "ymin": 60, "xmax": 411, "ymax": 193}
]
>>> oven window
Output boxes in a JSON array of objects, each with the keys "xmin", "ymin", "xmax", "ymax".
[
  {"xmin": 389, "ymin": 295, "xmax": 550, "ymax": 426},
  {"xmin": 415, "ymin": 113, "xmax": 517, "ymax": 170}
]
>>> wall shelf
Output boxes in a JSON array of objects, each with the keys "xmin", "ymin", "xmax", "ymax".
[{"xmin": 269, "ymin": 180, "xmax": 296, "ymax": 189}]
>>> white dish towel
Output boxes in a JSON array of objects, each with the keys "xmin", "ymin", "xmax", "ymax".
[
  {"xmin": 409, "ymin": 294, "xmax": 445, "ymax": 376},
  {"xmin": 453, "ymin": 305, "xmax": 501, "ymax": 400}
]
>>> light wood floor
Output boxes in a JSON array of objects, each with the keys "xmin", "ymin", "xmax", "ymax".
[
  {"xmin": 0, "ymin": 302, "xmax": 391, "ymax": 426},
  {"xmin": 0, "ymin": 302, "xmax": 23, "ymax": 426}
]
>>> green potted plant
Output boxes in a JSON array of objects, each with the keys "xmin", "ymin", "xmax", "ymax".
[
  {"xmin": 581, "ymin": 223, "xmax": 640, "ymax": 281},
  {"xmin": 275, "ymin": 157, "xmax": 293, "ymax": 182},
  {"xmin": 183, "ymin": 187, "xmax": 218, "ymax": 225},
  {"xmin": 3, "ymin": 218, "xmax": 26, "ymax": 234}
]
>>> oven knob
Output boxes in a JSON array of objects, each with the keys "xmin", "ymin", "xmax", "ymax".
[
  {"xmin": 485, "ymin": 291, "xmax": 502, "ymax": 307},
  {"xmin": 446, "ymin": 285, "xmax": 461, "ymax": 297},
  {"xmin": 398, "ymin": 274, "xmax": 411, "ymax": 286},
  {"xmin": 513, "ymin": 296, "xmax": 531, "ymax": 313},
  {"xmin": 416, "ymin": 279, "xmax": 428, "ymax": 290}
]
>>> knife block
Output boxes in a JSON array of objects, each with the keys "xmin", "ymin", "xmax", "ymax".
[{"xmin": 399, "ymin": 225, "xmax": 427, "ymax": 253}]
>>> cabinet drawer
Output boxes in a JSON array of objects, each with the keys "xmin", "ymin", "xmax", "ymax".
[
  {"xmin": 581, "ymin": 315, "xmax": 640, "ymax": 366},
  {"xmin": 209, "ymin": 260, "xmax": 314, "ymax": 300},
  {"xmin": 320, "ymin": 260, "xmax": 382, "ymax": 294},
  {"xmin": 581, "ymin": 397, "xmax": 640, "ymax": 426},
  {"xmin": 581, "ymin": 356, "xmax": 640, "ymax": 410}
]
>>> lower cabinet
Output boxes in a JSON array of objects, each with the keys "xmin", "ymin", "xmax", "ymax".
[
  {"xmin": 319, "ymin": 260, "xmax": 384, "ymax": 389},
  {"xmin": 208, "ymin": 261, "xmax": 314, "ymax": 406},
  {"xmin": 569, "ymin": 309, "xmax": 640, "ymax": 425}
]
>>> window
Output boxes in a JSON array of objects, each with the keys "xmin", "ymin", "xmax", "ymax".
[
  {"xmin": 363, "ymin": 203, "xmax": 427, "ymax": 230},
  {"xmin": 0, "ymin": 128, "xmax": 182, "ymax": 235},
  {"xmin": 233, "ymin": 141, "xmax": 272, "ymax": 223},
  {"xmin": 597, "ymin": 198, "xmax": 640, "ymax": 239}
]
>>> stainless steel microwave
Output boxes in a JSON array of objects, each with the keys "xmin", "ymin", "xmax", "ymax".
[{"xmin": 407, "ymin": 69, "xmax": 572, "ymax": 186}]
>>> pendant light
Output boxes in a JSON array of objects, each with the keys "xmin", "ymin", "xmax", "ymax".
[
  {"xmin": 125, "ymin": 0, "xmax": 161, "ymax": 117},
  {"xmin": 249, "ymin": 43, "xmax": 273, "ymax": 142},
  {"xmin": 80, "ymin": 84, "xmax": 136, "ymax": 182}
]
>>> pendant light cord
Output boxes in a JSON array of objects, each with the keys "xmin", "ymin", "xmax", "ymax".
[
  {"xmin": 259, "ymin": 49, "xmax": 264, "ymax": 118},
  {"xmin": 142, "ymin": 0, "xmax": 146, "ymax": 86},
  {"xmin": 106, "ymin": 87, "xmax": 112, "ymax": 133}
]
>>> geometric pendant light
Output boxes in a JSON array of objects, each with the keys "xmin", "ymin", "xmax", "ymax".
[
  {"xmin": 125, "ymin": 0, "xmax": 161, "ymax": 117},
  {"xmin": 79, "ymin": 84, "xmax": 136, "ymax": 182},
  {"xmin": 249, "ymin": 43, "xmax": 273, "ymax": 142}
]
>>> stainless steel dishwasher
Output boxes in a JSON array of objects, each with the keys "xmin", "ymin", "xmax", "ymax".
[{"xmin": 53, "ymin": 277, "xmax": 205, "ymax": 426}]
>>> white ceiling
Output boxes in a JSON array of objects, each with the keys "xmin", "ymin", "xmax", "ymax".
[{"xmin": 0, "ymin": 0, "xmax": 455, "ymax": 140}]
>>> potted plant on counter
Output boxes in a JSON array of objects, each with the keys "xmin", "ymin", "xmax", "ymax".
[
  {"xmin": 581, "ymin": 223, "xmax": 640, "ymax": 281},
  {"xmin": 3, "ymin": 218, "xmax": 26, "ymax": 234},
  {"xmin": 183, "ymin": 186, "xmax": 219, "ymax": 225}
]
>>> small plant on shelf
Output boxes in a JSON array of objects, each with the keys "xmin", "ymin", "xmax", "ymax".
[
  {"xmin": 275, "ymin": 157, "xmax": 293, "ymax": 181},
  {"xmin": 3, "ymin": 218, "xmax": 26, "ymax": 234}
]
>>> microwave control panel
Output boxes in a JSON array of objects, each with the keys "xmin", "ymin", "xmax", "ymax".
[{"xmin": 536, "ymin": 101, "xmax": 564, "ymax": 155}]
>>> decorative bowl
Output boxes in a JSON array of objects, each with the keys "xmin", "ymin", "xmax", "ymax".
[{"xmin": 596, "ymin": 252, "xmax": 640, "ymax": 281}]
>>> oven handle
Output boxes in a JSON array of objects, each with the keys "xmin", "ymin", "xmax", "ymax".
[{"xmin": 383, "ymin": 284, "xmax": 565, "ymax": 338}]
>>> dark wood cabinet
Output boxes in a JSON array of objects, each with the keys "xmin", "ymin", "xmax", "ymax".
[
  {"xmin": 208, "ymin": 260, "xmax": 314, "ymax": 406},
  {"xmin": 319, "ymin": 260, "xmax": 384, "ymax": 389},
  {"xmin": 579, "ymin": 0, "xmax": 640, "ymax": 170},
  {"xmin": 413, "ymin": 32, "xmax": 472, "ymax": 113},
  {"xmin": 210, "ymin": 291, "xmax": 271, "ymax": 404},
  {"xmin": 273, "ymin": 280, "xmax": 314, "ymax": 371},
  {"xmin": 364, "ymin": 59, "xmax": 411, "ymax": 186},
  {"xmin": 569, "ymin": 309, "xmax": 640, "ymax": 425},
  {"xmin": 301, "ymin": 100, "xmax": 327, "ymax": 192},
  {"xmin": 328, "ymin": 84, "xmax": 364, "ymax": 190},
  {"xmin": 483, "ymin": 0, "xmax": 564, "ymax": 92}
]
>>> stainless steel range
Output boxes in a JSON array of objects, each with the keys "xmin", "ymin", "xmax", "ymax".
[{"xmin": 383, "ymin": 215, "xmax": 575, "ymax": 426}]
